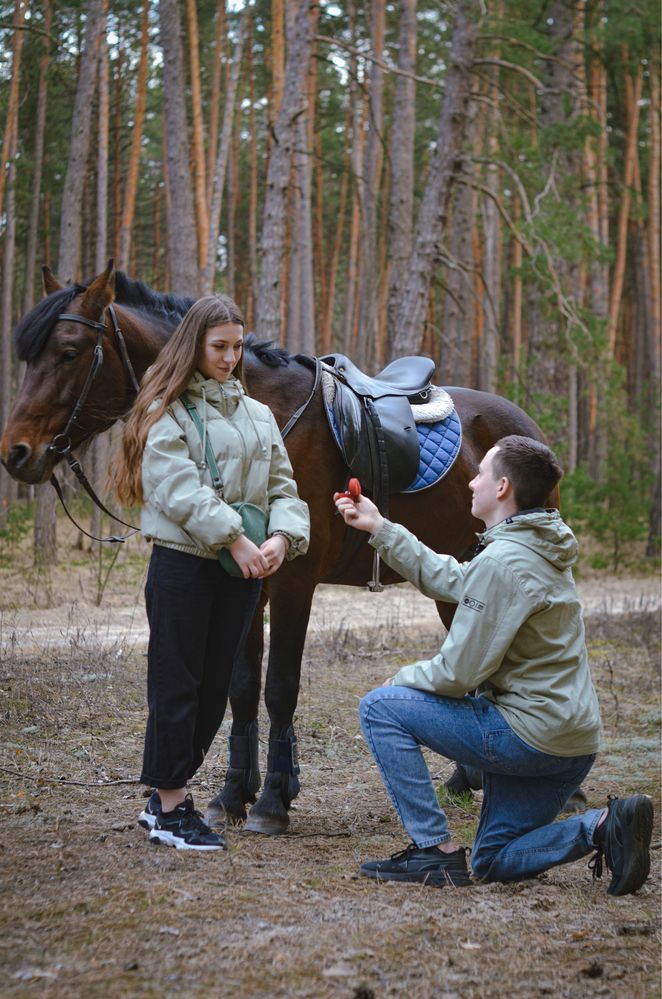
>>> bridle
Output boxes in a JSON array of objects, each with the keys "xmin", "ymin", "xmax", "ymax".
[
  {"xmin": 48, "ymin": 303, "xmax": 140, "ymax": 458},
  {"xmin": 47, "ymin": 303, "xmax": 141, "ymax": 542}
]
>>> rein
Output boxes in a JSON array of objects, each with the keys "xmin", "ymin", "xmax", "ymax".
[{"xmin": 47, "ymin": 304, "xmax": 140, "ymax": 543}]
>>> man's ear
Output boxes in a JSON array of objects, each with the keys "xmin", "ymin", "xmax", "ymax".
[{"xmin": 496, "ymin": 476, "xmax": 512, "ymax": 500}]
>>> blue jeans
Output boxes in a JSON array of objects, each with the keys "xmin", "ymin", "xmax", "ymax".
[{"xmin": 360, "ymin": 686, "xmax": 599, "ymax": 883}]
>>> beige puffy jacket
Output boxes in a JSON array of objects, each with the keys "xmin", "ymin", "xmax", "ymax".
[{"xmin": 140, "ymin": 371, "xmax": 310, "ymax": 560}]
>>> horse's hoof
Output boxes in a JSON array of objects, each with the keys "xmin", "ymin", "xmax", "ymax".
[
  {"xmin": 561, "ymin": 787, "xmax": 588, "ymax": 813},
  {"xmin": 206, "ymin": 792, "xmax": 246, "ymax": 828},
  {"xmin": 444, "ymin": 767, "xmax": 472, "ymax": 796},
  {"xmin": 243, "ymin": 809, "xmax": 290, "ymax": 836}
]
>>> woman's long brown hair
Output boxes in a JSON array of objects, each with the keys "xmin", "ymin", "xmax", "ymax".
[{"xmin": 113, "ymin": 294, "xmax": 244, "ymax": 505}]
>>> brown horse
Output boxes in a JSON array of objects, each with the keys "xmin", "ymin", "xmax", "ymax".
[{"xmin": 1, "ymin": 262, "xmax": 557, "ymax": 834}]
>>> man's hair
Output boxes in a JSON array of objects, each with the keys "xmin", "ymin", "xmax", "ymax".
[{"xmin": 491, "ymin": 435, "xmax": 563, "ymax": 510}]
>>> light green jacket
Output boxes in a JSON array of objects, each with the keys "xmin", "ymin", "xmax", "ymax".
[
  {"xmin": 370, "ymin": 511, "xmax": 601, "ymax": 757},
  {"xmin": 140, "ymin": 372, "xmax": 310, "ymax": 560}
]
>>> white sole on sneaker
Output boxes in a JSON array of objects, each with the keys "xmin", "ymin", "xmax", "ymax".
[
  {"xmin": 138, "ymin": 811, "xmax": 157, "ymax": 830},
  {"xmin": 148, "ymin": 829, "xmax": 223, "ymax": 851}
]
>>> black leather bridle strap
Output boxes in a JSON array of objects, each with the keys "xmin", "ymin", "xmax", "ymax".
[
  {"xmin": 49, "ymin": 319, "xmax": 105, "ymax": 452},
  {"xmin": 47, "ymin": 306, "xmax": 140, "ymax": 542},
  {"xmin": 50, "ymin": 461, "xmax": 139, "ymax": 543},
  {"xmin": 280, "ymin": 356, "xmax": 321, "ymax": 439},
  {"xmin": 108, "ymin": 303, "xmax": 140, "ymax": 395}
]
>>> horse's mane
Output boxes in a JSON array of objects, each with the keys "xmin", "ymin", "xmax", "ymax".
[
  {"xmin": 113, "ymin": 272, "xmax": 193, "ymax": 326},
  {"xmin": 244, "ymin": 333, "xmax": 292, "ymax": 367},
  {"xmin": 13, "ymin": 271, "xmax": 194, "ymax": 362},
  {"xmin": 14, "ymin": 269, "xmax": 303, "ymax": 368},
  {"xmin": 14, "ymin": 283, "xmax": 87, "ymax": 361}
]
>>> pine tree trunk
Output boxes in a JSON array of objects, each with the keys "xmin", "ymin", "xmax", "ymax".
[
  {"xmin": 479, "ymin": 52, "xmax": 501, "ymax": 393},
  {"xmin": 153, "ymin": 184, "xmax": 163, "ymax": 287},
  {"xmin": 23, "ymin": 0, "xmax": 51, "ymax": 313},
  {"xmin": 585, "ymin": 4, "xmax": 610, "ymax": 474},
  {"xmin": 0, "ymin": 0, "xmax": 26, "ymax": 223},
  {"xmin": 112, "ymin": 38, "xmax": 124, "ymax": 261},
  {"xmin": 646, "ymin": 61, "xmax": 660, "ymax": 387},
  {"xmin": 90, "ymin": 22, "xmax": 110, "ymax": 545},
  {"xmin": 270, "ymin": 0, "xmax": 285, "ymax": 126},
  {"xmin": 206, "ymin": 0, "xmax": 227, "ymax": 208},
  {"xmin": 341, "ymin": 10, "xmax": 363, "ymax": 353},
  {"xmin": 524, "ymin": 0, "xmax": 584, "ymax": 424},
  {"xmin": 391, "ymin": 0, "xmax": 479, "ymax": 357},
  {"xmin": 321, "ymin": 108, "xmax": 351, "ymax": 353},
  {"xmin": 356, "ymin": 0, "xmax": 385, "ymax": 368},
  {"xmin": 442, "ymin": 170, "xmax": 477, "ymax": 386},
  {"xmin": 607, "ymin": 57, "xmax": 642, "ymax": 354},
  {"xmin": 246, "ymin": 24, "xmax": 258, "ymax": 330},
  {"xmin": 0, "ymin": 141, "xmax": 18, "ymax": 531},
  {"xmin": 117, "ymin": 0, "xmax": 149, "ymax": 272},
  {"xmin": 159, "ymin": 0, "xmax": 198, "ymax": 294},
  {"xmin": 187, "ymin": 0, "xmax": 209, "ymax": 269},
  {"xmin": 386, "ymin": 0, "xmax": 416, "ymax": 358},
  {"xmin": 256, "ymin": 0, "xmax": 318, "ymax": 342},
  {"xmin": 287, "ymin": 15, "xmax": 316, "ymax": 354},
  {"xmin": 58, "ymin": 0, "xmax": 105, "ymax": 282},
  {"xmin": 200, "ymin": 4, "xmax": 249, "ymax": 295},
  {"xmin": 509, "ymin": 196, "xmax": 524, "ymax": 390}
]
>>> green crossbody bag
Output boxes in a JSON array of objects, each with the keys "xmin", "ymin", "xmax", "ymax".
[{"xmin": 181, "ymin": 393, "xmax": 268, "ymax": 577}]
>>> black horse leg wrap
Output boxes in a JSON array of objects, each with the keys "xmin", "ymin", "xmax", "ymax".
[
  {"xmin": 267, "ymin": 733, "xmax": 300, "ymax": 776},
  {"xmin": 228, "ymin": 720, "xmax": 261, "ymax": 796}
]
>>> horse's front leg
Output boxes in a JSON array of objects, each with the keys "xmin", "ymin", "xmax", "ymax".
[
  {"xmin": 206, "ymin": 587, "xmax": 267, "ymax": 826},
  {"xmin": 244, "ymin": 573, "xmax": 315, "ymax": 835}
]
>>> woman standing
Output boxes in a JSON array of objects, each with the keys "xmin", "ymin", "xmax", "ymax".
[{"xmin": 114, "ymin": 295, "xmax": 309, "ymax": 851}]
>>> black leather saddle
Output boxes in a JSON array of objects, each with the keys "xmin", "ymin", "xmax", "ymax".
[
  {"xmin": 323, "ymin": 353, "xmax": 436, "ymax": 400},
  {"xmin": 320, "ymin": 352, "xmax": 436, "ymax": 506}
]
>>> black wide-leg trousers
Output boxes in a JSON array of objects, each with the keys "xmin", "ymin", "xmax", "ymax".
[{"xmin": 140, "ymin": 545, "xmax": 262, "ymax": 789}]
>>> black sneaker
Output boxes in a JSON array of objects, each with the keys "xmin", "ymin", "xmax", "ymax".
[
  {"xmin": 360, "ymin": 843, "xmax": 471, "ymax": 887},
  {"xmin": 138, "ymin": 790, "xmax": 161, "ymax": 830},
  {"xmin": 149, "ymin": 794, "xmax": 226, "ymax": 851},
  {"xmin": 589, "ymin": 794, "xmax": 653, "ymax": 896}
]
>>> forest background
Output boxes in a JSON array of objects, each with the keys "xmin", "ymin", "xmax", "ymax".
[{"xmin": 0, "ymin": 0, "xmax": 659, "ymax": 571}]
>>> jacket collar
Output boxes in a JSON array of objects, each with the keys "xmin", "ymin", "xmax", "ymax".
[{"xmin": 188, "ymin": 370, "xmax": 244, "ymax": 404}]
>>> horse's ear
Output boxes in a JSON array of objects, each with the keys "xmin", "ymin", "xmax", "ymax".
[
  {"xmin": 81, "ymin": 259, "xmax": 116, "ymax": 315},
  {"xmin": 42, "ymin": 265, "xmax": 63, "ymax": 295}
]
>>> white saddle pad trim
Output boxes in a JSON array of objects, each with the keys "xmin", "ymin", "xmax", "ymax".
[{"xmin": 411, "ymin": 386, "xmax": 454, "ymax": 423}]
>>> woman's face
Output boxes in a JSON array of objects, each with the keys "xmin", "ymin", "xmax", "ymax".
[{"xmin": 197, "ymin": 323, "xmax": 244, "ymax": 382}]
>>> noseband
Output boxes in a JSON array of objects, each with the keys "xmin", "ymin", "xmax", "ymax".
[{"xmin": 47, "ymin": 303, "xmax": 141, "ymax": 542}]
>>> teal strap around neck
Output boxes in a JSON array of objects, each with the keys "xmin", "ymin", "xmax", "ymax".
[{"xmin": 180, "ymin": 392, "xmax": 223, "ymax": 493}]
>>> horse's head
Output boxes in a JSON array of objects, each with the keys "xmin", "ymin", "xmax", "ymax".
[{"xmin": 0, "ymin": 260, "xmax": 142, "ymax": 484}]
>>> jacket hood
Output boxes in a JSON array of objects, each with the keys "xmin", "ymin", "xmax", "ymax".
[{"xmin": 480, "ymin": 510, "xmax": 578, "ymax": 571}]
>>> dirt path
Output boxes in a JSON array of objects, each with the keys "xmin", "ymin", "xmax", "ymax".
[
  {"xmin": 2, "ymin": 575, "xmax": 660, "ymax": 652},
  {"xmin": 0, "ymin": 555, "xmax": 660, "ymax": 997}
]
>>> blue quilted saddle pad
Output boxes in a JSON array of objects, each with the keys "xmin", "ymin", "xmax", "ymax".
[{"xmin": 403, "ymin": 410, "xmax": 462, "ymax": 493}]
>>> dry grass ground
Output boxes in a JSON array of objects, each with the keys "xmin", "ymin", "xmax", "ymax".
[{"xmin": 0, "ymin": 531, "xmax": 660, "ymax": 998}]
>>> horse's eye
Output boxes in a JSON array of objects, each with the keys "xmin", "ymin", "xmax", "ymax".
[{"xmin": 61, "ymin": 349, "xmax": 79, "ymax": 362}]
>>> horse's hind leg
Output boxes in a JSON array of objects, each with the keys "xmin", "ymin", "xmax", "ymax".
[
  {"xmin": 206, "ymin": 589, "xmax": 267, "ymax": 826},
  {"xmin": 244, "ymin": 579, "xmax": 315, "ymax": 835}
]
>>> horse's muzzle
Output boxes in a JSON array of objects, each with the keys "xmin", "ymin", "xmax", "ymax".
[{"xmin": 1, "ymin": 442, "xmax": 53, "ymax": 484}]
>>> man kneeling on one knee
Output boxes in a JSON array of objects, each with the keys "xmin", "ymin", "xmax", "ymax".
[{"xmin": 334, "ymin": 435, "xmax": 653, "ymax": 895}]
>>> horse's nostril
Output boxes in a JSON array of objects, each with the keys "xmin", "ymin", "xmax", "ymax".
[{"xmin": 7, "ymin": 443, "xmax": 31, "ymax": 472}]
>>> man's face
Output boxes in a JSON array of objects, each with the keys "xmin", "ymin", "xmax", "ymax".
[{"xmin": 469, "ymin": 446, "xmax": 503, "ymax": 527}]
